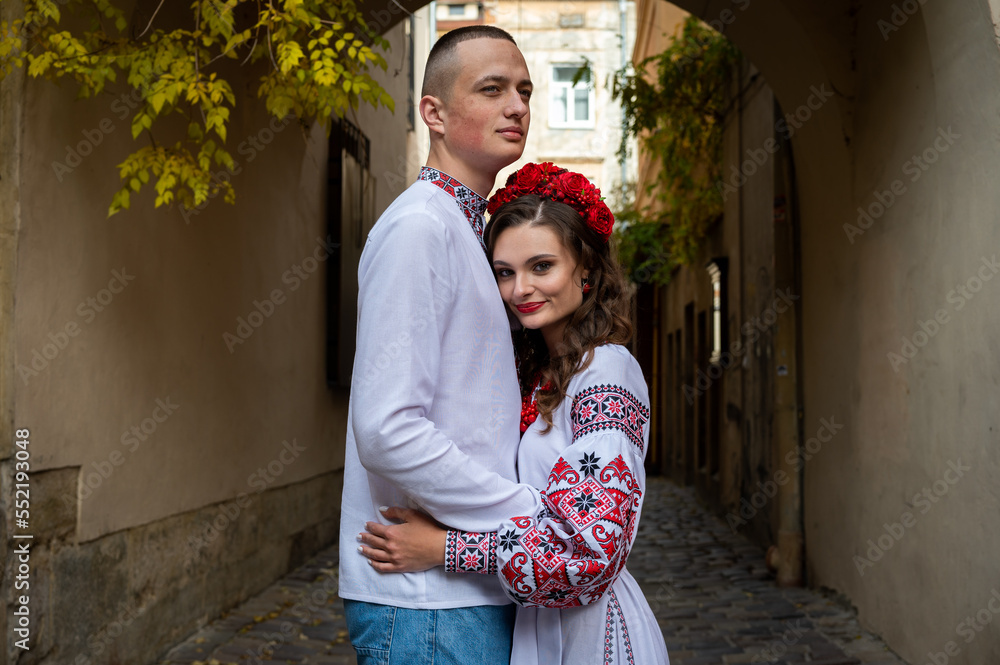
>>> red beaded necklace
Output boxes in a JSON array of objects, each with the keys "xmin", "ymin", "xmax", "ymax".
[{"xmin": 520, "ymin": 377, "xmax": 551, "ymax": 434}]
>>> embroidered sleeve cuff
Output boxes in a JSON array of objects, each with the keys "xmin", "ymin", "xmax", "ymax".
[{"xmin": 445, "ymin": 530, "xmax": 498, "ymax": 575}]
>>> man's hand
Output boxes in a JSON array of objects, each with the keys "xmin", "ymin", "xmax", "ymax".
[{"xmin": 358, "ymin": 506, "xmax": 448, "ymax": 573}]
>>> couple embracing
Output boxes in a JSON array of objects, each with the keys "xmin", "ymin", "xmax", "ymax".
[{"xmin": 339, "ymin": 25, "xmax": 670, "ymax": 665}]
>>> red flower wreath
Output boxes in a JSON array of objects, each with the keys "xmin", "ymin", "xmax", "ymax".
[{"xmin": 487, "ymin": 162, "xmax": 615, "ymax": 242}]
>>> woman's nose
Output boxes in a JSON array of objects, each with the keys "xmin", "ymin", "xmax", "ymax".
[{"xmin": 514, "ymin": 273, "xmax": 532, "ymax": 296}]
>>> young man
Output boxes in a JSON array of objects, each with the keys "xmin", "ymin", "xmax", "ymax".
[{"xmin": 338, "ymin": 26, "xmax": 540, "ymax": 664}]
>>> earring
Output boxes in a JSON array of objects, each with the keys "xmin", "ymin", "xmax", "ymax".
[{"xmin": 582, "ymin": 279, "xmax": 592, "ymax": 295}]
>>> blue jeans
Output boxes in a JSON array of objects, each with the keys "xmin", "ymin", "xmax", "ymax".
[{"xmin": 343, "ymin": 599, "xmax": 516, "ymax": 665}]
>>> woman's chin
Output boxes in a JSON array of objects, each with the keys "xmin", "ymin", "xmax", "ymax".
[{"xmin": 515, "ymin": 317, "xmax": 543, "ymax": 331}]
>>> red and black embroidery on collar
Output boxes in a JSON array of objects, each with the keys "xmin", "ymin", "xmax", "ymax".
[{"xmin": 418, "ymin": 166, "xmax": 488, "ymax": 250}]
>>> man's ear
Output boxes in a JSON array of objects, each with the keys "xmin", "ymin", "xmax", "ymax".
[{"xmin": 419, "ymin": 95, "xmax": 446, "ymax": 137}]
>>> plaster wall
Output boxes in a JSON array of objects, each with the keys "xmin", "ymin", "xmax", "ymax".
[{"xmin": 799, "ymin": 2, "xmax": 1000, "ymax": 662}]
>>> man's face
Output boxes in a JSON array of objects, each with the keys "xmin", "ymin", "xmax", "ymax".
[{"xmin": 440, "ymin": 38, "xmax": 532, "ymax": 175}]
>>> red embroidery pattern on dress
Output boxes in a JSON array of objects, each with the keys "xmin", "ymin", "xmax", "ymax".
[
  {"xmin": 548, "ymin": 457, "xmax": 581, "ymax": 486},
  {"xmin": 603, "ymin": 589, "xmax": 635, "ymax": 665},
  {"xmin": 571, "ymin": 384, "xmax": 650, "ymax": 453},
  {"xmin": 494, "ymin": 453, "xmax": 641, "ymax": 608},
  {"xmin": 555, "ymin": 477, "xmax": 617, "ymax": 531}
]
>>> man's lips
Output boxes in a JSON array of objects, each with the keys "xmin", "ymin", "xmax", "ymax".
[
  {"xmin": 498, "ymin": 126, "xmax": 524, "ymax": 139},
  {"xmin": 515, "ymin": 302, "xmax": 544, "ymax": 313}
]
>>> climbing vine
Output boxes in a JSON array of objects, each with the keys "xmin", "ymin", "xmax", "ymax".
[
  {"xmin": 0, "ymin": 0, "xmax": 394, "ymax": 215},
  {"xmin": 612, "ymin": 16, "xmax": 740, "ymax": 285}
]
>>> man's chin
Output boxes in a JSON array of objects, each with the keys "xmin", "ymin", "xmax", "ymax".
[{"xmin": 489, "ymin": 146, "xmax": 527, "ymax": 174}]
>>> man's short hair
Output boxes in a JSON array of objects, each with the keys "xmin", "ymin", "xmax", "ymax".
[{"xmin": 422, "ymin": 26, "xmax": 517, "ymax": 100}]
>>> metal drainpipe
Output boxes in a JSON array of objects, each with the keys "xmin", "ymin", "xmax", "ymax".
[
  {"xmin": 772, "ymin": 101, "xmax": 803, "ymax": 588},
  {"xmin": 429, "ymin": 1, "xmax": 436, "ymax": 45}
]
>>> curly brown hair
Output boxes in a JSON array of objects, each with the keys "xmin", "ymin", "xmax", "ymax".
[{"xmin": 485, "ymin": 195, "xmax": 634, "ymax": 432}]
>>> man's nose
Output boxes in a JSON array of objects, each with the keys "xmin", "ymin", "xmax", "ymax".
[{"xmin": 506, "ymin": 90, "xmax": 528, "ymax": 118}]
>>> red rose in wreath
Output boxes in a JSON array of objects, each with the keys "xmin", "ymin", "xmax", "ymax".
[
  {"xmin": 561, "ymin": 172, "xmax": 590, "ymax": 198},
  {"xmin": 586, "ymin": 204, "xmax": 615, "ymax": 240},
  {"xmin": 515, "ymin": 162, "xmax": 544, "ymax": 190}
]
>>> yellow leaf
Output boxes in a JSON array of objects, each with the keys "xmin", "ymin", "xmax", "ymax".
[{"xmin": 150, "ymin": 92, "xmax": 166, "ymax": 114}]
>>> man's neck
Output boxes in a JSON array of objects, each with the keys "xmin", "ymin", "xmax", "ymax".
[{"xmin": 424, "ymin": 154, "xmax": 496, "ymax": 199}]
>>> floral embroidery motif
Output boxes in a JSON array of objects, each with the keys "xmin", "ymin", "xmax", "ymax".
[
  {"xmin": 580, "ymin": 452, "xmax": 601, "ymax": 477},
  {"xmin": 555, "ymin": 477, "xmax": 617, "ymax": 531},
  {"xmin": 418, "ymin": 166, "xmax": 487, "ymax": 250},
  {"xmin": 572, "ymin": 384, "xmax": 649, "ymax": 453}
]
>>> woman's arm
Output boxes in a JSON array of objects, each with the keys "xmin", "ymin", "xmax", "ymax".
[
  {"xmin": 361, "ymin": 380, "xmax": 650, "ymax": 610},
  {"xmin": 454, "ymin": 421, "xmax": 646, "ymax": 608}
]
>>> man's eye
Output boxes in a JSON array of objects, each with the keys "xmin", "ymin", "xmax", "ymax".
[
  {"xmin": 520, "ymin": 89, "xmax": 532, "ymax": 99},
  {"xmin": 483, "ymin": 85, "xmax": 500, "ymax": 93}
]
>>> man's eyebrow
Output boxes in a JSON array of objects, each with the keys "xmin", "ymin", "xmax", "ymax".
[{"xmin": 473, "ymin": 74, "xmax": 534, "ymax": 89}]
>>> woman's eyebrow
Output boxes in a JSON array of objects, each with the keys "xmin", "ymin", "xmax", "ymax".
[{"xmin": 493, "ymin": 254, "xmax": 557, "ymax": 268}]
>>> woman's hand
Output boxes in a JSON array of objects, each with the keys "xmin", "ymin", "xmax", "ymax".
[{"xmin": 358, "ymin": 506, "xmax": 447, "ymax": 573}]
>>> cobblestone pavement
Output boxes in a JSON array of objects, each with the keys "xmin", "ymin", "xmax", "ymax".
[{"xmin": 157, "ymin": 477, "xmax": 910, "ymax": 665}]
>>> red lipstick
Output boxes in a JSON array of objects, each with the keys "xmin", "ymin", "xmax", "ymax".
[{"xmin": 516, "ymin": 302, "xmax": 544, "ymax": 313}]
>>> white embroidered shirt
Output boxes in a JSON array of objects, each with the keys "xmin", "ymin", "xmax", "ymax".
[{"xmin": 338, "ymin": 168, "xmax": 540, "ymax": 609}]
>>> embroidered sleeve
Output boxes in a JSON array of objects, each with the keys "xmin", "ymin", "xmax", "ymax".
[
  {"xmin": 570, "ymin": 384, "xmax": 648, "ymax": 453},
  {"xmin": 490, "ymin": 383, "xmax": 649, "ymax": 608},
  {"xmin": 445, "ymin": 530, "xmax": 498, "ymax": 575}
]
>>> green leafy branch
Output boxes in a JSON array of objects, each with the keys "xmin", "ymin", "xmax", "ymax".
[
  {"xmin": 0, "ymin": 0, "xmax": 394, "ymax": 216},
  {"xmin": 611, "ymin": 16, "xmax": 740, "ymax": 285}
]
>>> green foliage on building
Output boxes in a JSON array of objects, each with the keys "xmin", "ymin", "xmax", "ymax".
[
  {"xmin": 0, "ymin": 0, "xmax": 394, "ymax": 216},
  {"xmin": 612, "ymin": 16, "xmax": 740, "ymax": 285}
]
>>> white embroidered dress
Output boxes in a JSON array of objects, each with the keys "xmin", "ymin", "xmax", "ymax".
[{"xmin": 444, "ymin": 344, "xmax": 670, "ymax": 664}]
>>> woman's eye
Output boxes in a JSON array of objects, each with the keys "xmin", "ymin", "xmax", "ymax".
[
  {"xmin": 495, "ymin": 268, "xmax": 512, "ymax": 278},
  {"xmin": 533, "ymin": 262, "xmax": 551, "ymax": 272}
]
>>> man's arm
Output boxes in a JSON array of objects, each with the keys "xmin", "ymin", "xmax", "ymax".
[{"xmin": 350, "ymin": 209, "xmax": 539, "ymax": 531}]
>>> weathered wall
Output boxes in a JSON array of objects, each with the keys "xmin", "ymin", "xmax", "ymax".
[
  {"xmin": 1, "ymin": 3, "xmax": 412, "ymax": 661},
  {"xmin": 799, "ymin": 1, "xmax": 1000, "ymax": 662},
  {"xmin": 652, "ymin": 63, "xmax": 783, "ymax": 540}
]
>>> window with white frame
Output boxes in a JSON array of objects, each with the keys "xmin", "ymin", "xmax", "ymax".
[{"xmin": 550, "ymin": 64, "xmax": 594, "ymax": 128}]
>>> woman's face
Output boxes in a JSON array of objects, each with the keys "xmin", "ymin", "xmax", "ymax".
[{"xmin": 492, "ymin": 223, "xmax": 588, "ymax": 354}]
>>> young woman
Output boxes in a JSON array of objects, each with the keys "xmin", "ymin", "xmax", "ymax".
[{"xmin": 358, "ymin": 163, "xmax": 670, "ymax": 665}]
